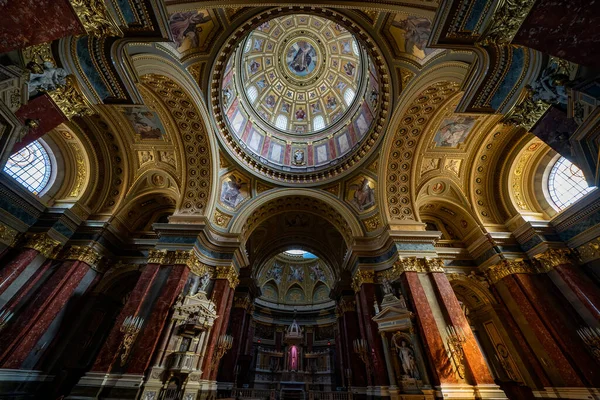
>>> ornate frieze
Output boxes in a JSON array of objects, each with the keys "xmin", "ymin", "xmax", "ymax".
[
  {"xmin": 424, "ymin": 258, "xmax": 445, "ymax": 273},
  {"xmin": 352, "ymin": 269, "xmax": 375, "ymax": 292},
  {"xmin": 486, "ymin": 259, "xmax": 532, "ymax": 284},
  {"xmin": 0, "ymin": 222, "xmax": 19, "ymax": 247},
  {"xmin": 23, "ymin": 233, "xmax": 62, "ymax": 259},
  {"xmin": 216, "ymin": 265, "xmax": 239, "ymax": 289},
  {"xmin": 479, "ymin": 0, "xmax": 537, "ymax": 45},
  {"xmin": 64, "ymin": 245, "xmax": 102, "ymax": 269},
  {"xmin": 233, "ymin": 294, "xmax": 252, "ymax": 310},
  {"xmin": 69, "ymin": 0, "xmax": 122, "ymax": 38},
  {"xmin": 503, "ymin": 90, "xmax": 551, "ymax": 130},
  {"xmin": 148, "ymin": 249, "xmax": 168, "ymax": 264},
  {"xmin": 534, "ymin": 248, "xmax": 573, "ymax": 272},
  {"xmin": 147, "ymin": 249, "xmax": 214, "ymax": 277},
  {"xmin": 46, "ymin": 76, "xmax": 94, "ymax": 119}
]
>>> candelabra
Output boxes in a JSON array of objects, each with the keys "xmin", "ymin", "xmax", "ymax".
[
  {"xmin": 577, "ymin": 326, "xmax": 600, "ymax": 362},
  {"xmin": 352, "ymin": 338, "xmax": 370, "ymax": 376},
  {"xmin": 0, "ymin": 309, "xmax": 14, "ymax": 331},
  {"xmin": 211, "ymin": 334, "xmax": 233, "ymax": 372},
  {"xmin": 445, "ymin": 325, "xmax": 467, "ymax": 379},
  {"xmin": 119, "ymin": 315, "xmax": 144, "ymax": 366}
]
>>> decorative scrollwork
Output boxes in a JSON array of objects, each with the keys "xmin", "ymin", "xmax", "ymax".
[
  {"xmin": 69, "ymin": 0, "xmax": 122, "ymax": 38},
  {"xmin": 46, "ymin": 75, "xmax": 94, "ymax": 119},
  {"xmin": 479, "ymin": 0, "xmax": 537, "ymax": 45}
]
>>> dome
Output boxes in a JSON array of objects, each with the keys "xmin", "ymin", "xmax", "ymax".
[{"xmin": 215, "ymin": 13, "xmax": 388, "ymax": 184}]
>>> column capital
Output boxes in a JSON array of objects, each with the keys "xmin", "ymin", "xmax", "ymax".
[
  {"xmin": 216, "ymin": 265, "xmax": 239, "ymax": 289},
  {"xmin": 352, "ymin": 269, "xmax": 375, "ymax": 292},
  {"xmin": 64, "ymin": 245, "xmax": 103, "ymax": 269},
  {"xmin": 233, "ymin": 294, "xmax": 252, "ymax": 310},
  {"xmin": 147, "ymin": 249, "xmax": 214, "ymax": 277},
  {"xmin": 534, "ymin": 248, "xmax": 573, "ymax": 272},
  {"xmin": 337, "ymin": 298, "xmax": 356, "ymax": 314},
  {"xmin": 486, "ymin": 259, "xmax": 533, "ymax": 284},
  {"xmin": 0, "ymin": 222, "xmax": 19, "ymax": 247},
  {"xmin": 148, "ymin": 249, "xmax": 168, "ymax": 264},
  {"xmin": 23, "ymin": 232, "xmax": 62, "ymax": 259},
  {"xmin": 424, "ymin": 258, "xmax": 445, "ymax": 273}
]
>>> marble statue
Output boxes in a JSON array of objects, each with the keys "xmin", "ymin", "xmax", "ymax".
[
  {"xmin": 392, "ymin": 337, "xmax": 420, "ymax": 379},
  {"xmin": 382, "ymin": 278, "xmax": 394, "ymax": 296},
  {"xmin": 27, "ymin": 61, "xmax": 68, "ymax": 97}
]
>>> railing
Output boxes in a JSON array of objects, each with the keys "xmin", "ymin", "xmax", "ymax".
[
  {"xmin": 232, "ymin": 388, "xmax": 277, "ymax": 400},
  {"xmin": 167, "ymin": 351, "xmax": 196, "ymax": 372},
  {"xmin": 308, "ymin": 392, "xmax": 352, "ymax": 400}
]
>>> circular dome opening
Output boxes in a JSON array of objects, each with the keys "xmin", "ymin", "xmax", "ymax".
[{"xmin": 215, "ymin": 10, "xmax": 388, "ymax": 184}]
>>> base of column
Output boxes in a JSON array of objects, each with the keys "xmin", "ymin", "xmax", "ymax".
[
  {"xmin": 0, "ymin": 369, "xmax": 54, "ymax": 398},
  {"xmin": 533, "ymin": 387, "xmax": 600, "ymax": 399},
  {"xmin": 438, "ymin": 383, "xmax": 507, "ymax": 399},
  {"xmin": 67, "ymin": 372, "xmax": 144, "ymax": 399}
]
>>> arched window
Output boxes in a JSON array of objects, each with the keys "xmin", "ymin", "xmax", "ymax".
[
  {"xmin": 4, "ymin": 140, "xmax": 52, "ymax": 195},
  {"xmin": 547, "ymin": 156, "xmax": 596, "ymax": 211},
  {"xmin": 343, "ymin": 88, "xmax": 355, "ymax": 106},
  {"xmin": 275, "ymin": 114, "xmax": 288, "ymax": 130},
  {"xmin": 313, "ymin": 115, "xmax": 325, "ymax": 131},
  {"xmin": 352, "ymin": 39, "xmax": 359, "ymax": 56},
  {"xmin": 244, "ymin": 38, "xmax": 252, "ymax": 53},
  {"xmin": 246, "ymin": 85, "xmax": 258, "ymax": 103}
]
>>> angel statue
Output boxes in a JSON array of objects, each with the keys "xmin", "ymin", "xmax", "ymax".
[
  {"xmin": 27, "ymin": 61, "xmax": 68, "ymax": 97},
  {"xmin": 381, "ymin": 278, "xmax": 394, "ymax": 296}
]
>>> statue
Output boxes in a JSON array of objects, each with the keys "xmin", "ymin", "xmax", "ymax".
[
  {"xmin": 199, "ymin": 271, "xmax": 211, "ymax": 293},
  {"xmin": 530, "ymin": 59, "xmax": 570, "ymax": 105},
  {"xmin": 381, "ymin": 278, "xmax": 394, "ymax": 296},
  {"xmin": 398, "ymin": 293, "xmax": 408, "ymax": 309},
  {"xmin": 392, "ymin": 335, "xmax": 420, "ymax": 380},
  {"xmin": 27, "ymin": 61, "xmax": 68, "ymax": 97}
]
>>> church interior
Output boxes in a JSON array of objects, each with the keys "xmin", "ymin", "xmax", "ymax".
[{"xmin": 1, "ymin": 1, "xmax": 600, "ymax": 399}]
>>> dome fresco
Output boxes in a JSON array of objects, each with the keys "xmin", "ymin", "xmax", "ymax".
[
  {"xmin": 257, "ymin": 252, "xmax": 333, "ymax": 305},
  {"xmin": 218, "ymin": 14, "xmax": 384, "ymax": 182}
]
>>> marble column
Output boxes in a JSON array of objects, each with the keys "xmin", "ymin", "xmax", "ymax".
[
  {"xmin": 355, "ymin": 279, "xmax": 388, "ymax": 387},
  {"xmin": 218, "ymin": 294, "xmax": 251, "ymax": 383},
  {"xmin": 201, "ymin": 265, "xmax": 238, "ymax": 380},
  {"xmin": 210, "ymin": 284, "xmax": 236, "ymax": 381},
  {"xmin": 338, "ymin": 298, "xmax": 367, "ymax": 387},
  {"xmin": 401, "ymin": 271, "xmax": 457, "ymax": 385},
  {"xmin": 429, "ymin": 270, "xmax": 495, "ymax": 385},
  {"xmin": 0, "ymin": 246, "xmax": 100, "ymax": 368},
  {"xmin": 91, "ymin": 260, "xmax": 161, "ymax": 372}
]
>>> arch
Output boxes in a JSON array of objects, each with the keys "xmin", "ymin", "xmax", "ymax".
[
  {"xmin": 131, "ymin": 53, "xmax": 219, "ymax": 218},
  {"xmin": 285, "ymin": 284, "xmax": 306, "ymax": 304},
  {"xmin": 547, "ymin": 156, "xmax": 596, "ymax": 212},
  {"xmin": 262, "ymin": 281, "xmax": 279, "ymax": 302},
  {"xmin": 4, "ymin": 139, "xmax": 54, "ymax": 196},
  {"xmin": 312, "ymin": 282, "xmax": 330, "ymax": 303},
  {"xmin": 379, "ymin": 62, "xmax": 469, "ymax": 227},
  {"xmin": 230, "ymin": 188, "xmax": 364, "ymax": 242}
]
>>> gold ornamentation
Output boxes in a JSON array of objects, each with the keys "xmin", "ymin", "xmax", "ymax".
[
  {"xmin": 214, "ymin": 209, "xmax": 232, "ymax": 228},
  {"xmin": 119, "ymin": 316, "xmax": 144, "ymax": 366},
  {"xmin": 486, "ymin": 259, "xmax": 531, "ymax": 284},
  {"xmin": 0, "ymin": 223, "xmax": 19, "ymax": 247},
  {"xmin": 64, "ymin": 245, "xmax": 102, "ymax": 268},
  {"xmin": 364, "ymin": 214, "xmax": 381, "ymax": 232},
  {"xmin": 256, "ymin": 182, "xmax": 273, "ymax": 194},
  {"xmin": 445, "ymin": 325, "xmax": 467, "ymax": 379},
  {"xmin": 425, "ymin": 258, "xmax": 445, "ymax": 272},
  {"xmin": 338, "ymin": 298, "xmax": 356, "ymax": 313},
  {"xmin": 352, "ymin": 269, "xmax": 375, "ymax": 292},
  {"xmin": 421, "ymin": 158, "xmax": 440, "ymax": 175},
  {"xmin": 216, "ymin": 265, "xmax": 239, "ymax": 289},
  {"xmin": 148, "ymin": 249, "xmax": 168, "ymax": 264},
  {"xmin": 69, "ymin": 142, "xmax": 86, "ymax": 197},
  {"xmin": 69, "ymin": 0, "xmax": 122, "ymax": 38},
  {"xmin": 578, "ymin": 237, "xmax": 600, "ymax": 264},
  {"xmin": 534, "ymin": 248, "xmax": 572, "ymax": 272},
  {"xmin": 47, "ymin": 76, "xmax": 94, "ymax": 119},
  {"xmin": 479, "ymin": 0, "xmax": 537, "ymax": 45},
  {"xmin": 444, "ymin": 159, "xmax": 462, "ymax": 175},
  {"xmin": 24, "ymin": 233, "xmax": 62, "ymax": 259},
  {"xmin": 234, "ymin": 295, "xmax": 252, "ymax": 310},
  {"xmin": 503, "ymin": 89, "xmax": 550, "ymax": 130}
]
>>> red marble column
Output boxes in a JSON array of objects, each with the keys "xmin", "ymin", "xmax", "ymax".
[
  {"xmin": 2, "ymin": 258, "xmax": 54, "ymax": 314},
  {"xmin": 210, "ymin": 286, "xmax": 235, "ymax": 380},
  {"xmin": 356, "ymin": 283, "xmax": 388, "ymax": 387},
  {"xmin": 0, "ymin": 259, "xmax": 92, "ymax": 368},
  {"xmin": 497, "ymin": 274, "xmax": 584, "ymax": 387},
  {"xmin": 14, "ymin": 94, "xmax": 67, "ymax": 151},
  {"xmin": 402, "ymin": 272, "xmax": 456, "ymax": 385},
  {"xmin": 201, "ymin": 279, "xmax": 232, "ymax": 379},
  {"xmin": 514, "ymin": 273, "xmax": 600, "ymax": 386},
  {"xmin": 126, "ymin": 264, "xmax": 189, "ymax": 374},
  {"xmin": 339, "ymin": 301, "xmax": 367, "ymax": 387},
  {"xmin": 430, "ymin": 272, "xmax": 494, "ymax": 385},
  {"xmin": 553, "ymin": 263, "xmax": 600, "ymax": 321},
  {"xmin": 0, "ymin": 248, "xmax": 40, "ymax": 296},
  {"xmin": 92, "ymin": 263, "xmax": 161, "ymax": 372},
  {"xmin": 218, "ymin": 300, "xmax": 249, "ymax": 382}
]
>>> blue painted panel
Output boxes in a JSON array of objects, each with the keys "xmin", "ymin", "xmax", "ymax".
[
  {"xmin": 490, "ymin": 47, "xmax": 525, "ymax": 110},
  {"xmin": 76, "ymin": 37, "xmax": 111, "ymax": 100}
]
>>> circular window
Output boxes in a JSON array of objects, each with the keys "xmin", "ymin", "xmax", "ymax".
[
  {"xmin": 547, "ymin": 157, "xmax": 596, "ymax": 211},
  {"xmin": 4, "ymin": 140, "xmax": 52, "ymax": 195}
]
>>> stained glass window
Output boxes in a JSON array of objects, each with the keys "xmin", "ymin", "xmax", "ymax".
[
  {"xmin": 4, "ymin": 140, "xmax": 52, "ymax": 195},
  {"xmin": 548, "ymin": 157, "xmax": 595, "ymax": 211}
]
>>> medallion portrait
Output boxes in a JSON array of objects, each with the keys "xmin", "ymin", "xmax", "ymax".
[{"xmin": 286, "ymin": 41, "xmax": 318, "ymax": 77}]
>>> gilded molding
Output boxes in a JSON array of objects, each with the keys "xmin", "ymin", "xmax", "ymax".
[
  {"xmin": 534, "ymin": 248, "xmax": 573, "ymax": 272},
  {"xmin": 69, "ymin": 0, "xmax": 122, "ymax": 38},
  {"xmin": 337, "ymin": 298, "xmax": 356, "ymax": 313},
  {"xmin": 64, "ymin": 245, "xmax": 102, "ymax": 268},
  {"xmin": 216, "ymin": 265, "xmax": 240, "ymax": 289},
  {"xmin": 486, "ymin": 259, "xmax": 532, "ymax": 284},
  {"xmin": 352, "ymin": 269, "xmax": 375, "ymax": 292},
  {"xmin": 424, "ymin": 258, "xmax": 445, "ymax": 273},
  {"xmin": 0, "ymin": 223, "xmax": 19, "ymax": 247},
  {"xmin": 503, "ymin": 91, "xmax": 550, "ymax": 130},
  {"xmin": 578, "ymin": 237, "xmax": 600, "ymax": 264},
  {"xmin": 234, "ymin": 295, "xmax": 252, "ymax": 310},
  {"xmin": 479, "ymin": 0, "xmax": 537, "ymax": 45},
  {"xmin": 23, "ymin": 233, "xmax": 62, "ymax": 259},
  {"xmin": 148, "ymin": 249, "xmax": 168, "ymax": 264},
  {"xmin": 147, "ymin": 250, "xmax": 215, "ymax": 276},
  {"xmin": 47, "ymin": 76, "xmax": 94, "ymax": 120},
  {"xmin": 214, "ymin": 209, "xmax": 232, "ymax": 228}
]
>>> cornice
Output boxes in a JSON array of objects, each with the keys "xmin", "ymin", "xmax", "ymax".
[
  {"xmin": 64, "ymin": 245, "xmax": 103, "ymax": 269},
  {"xmin": 23, "ymin": 233, "xmax": 63, "ymax": 259},
  {"xmin": 485, "ymin": 259, "xmax": 533, "ymax": 284}
]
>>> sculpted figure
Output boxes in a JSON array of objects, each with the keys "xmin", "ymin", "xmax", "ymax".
[{"xmin": 28, "ymin": 61, "xmax": 68, "ymax": 97}]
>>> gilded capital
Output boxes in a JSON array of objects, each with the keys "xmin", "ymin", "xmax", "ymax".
[
  {"xmin": 338, "ymin": 298, "xmax": 356, "ymax": 313},
  {"xmin": 216, "ymin": 265, "xmax": 240, "ymax": 289},
  {"xmin": 424, "ymin": 258, "xmax": 445, "ymax": 273},
  {"xmin": 0, "ymin": 223, "xmax": 19, "ymax": 247},
  {"xmin": 352, "ymin": 269, "xmax": 375, "ymax": 292},
  {"xmin": 64, "ymin": 245, "xmax": 102, "ymax": 268},
  {"xmin": 148, "ymin": 249, "xmax": 168, "ymax": 264},
  {"xmin": 578, "ymin": 237, "xmax": 600, "ymax": 264},
  {"xmin": 234, "ymin": 295, "xmax": 252, "ymax": 310},
  {"xmin": 534, "ymin": 248, "xmax": 572, "ymax": 272},
  {"xmin": 46, "ymin": 76, "xmax": 94, "ymax": 120},
  {"xmin": 24, "ymin": 233, "xmax": 62, "ymax": 259},
  {"xmin": 486, "ymin": 259, "xmax": 532, "ymax": 284}
]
